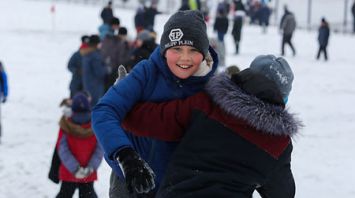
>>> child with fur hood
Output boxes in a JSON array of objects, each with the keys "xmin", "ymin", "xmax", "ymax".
[
  {"xmin": 56, "ymin": 92, "xmax": 103, "ymax": 198},
  {"xmin": 123, "ymin": 55, "xmax": 303, "ymax": 198}
]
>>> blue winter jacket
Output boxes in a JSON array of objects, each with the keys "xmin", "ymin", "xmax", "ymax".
[
  {"xmin": 0, "ymin": 62, "xmax": 8, "ymax": 100},
  {"xmin": 68, "ymin": 50, "xmax": 83, "ymax": 97},
  {"xmin": 92, "ymin": 46, "xmax": 218, "ymax": 188},
  {"xmin": 82, "ymin": 49, "xmax": 107, "ymax": 106},
  {"xmin": 318, "ymin": 25, "xmax": 330, "ymax": 47}
]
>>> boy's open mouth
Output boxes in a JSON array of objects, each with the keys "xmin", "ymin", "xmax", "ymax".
[{"xmin": 177, "ymin": 64, "xmax": 192, "ymax": 69}]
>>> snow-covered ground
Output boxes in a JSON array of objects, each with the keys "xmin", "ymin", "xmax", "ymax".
[{"xmin": 0, "ymin": 0, "xmax": 354, "ymax": 197}]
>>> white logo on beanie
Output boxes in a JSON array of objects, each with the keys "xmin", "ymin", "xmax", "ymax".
[{"xmin": 169, "ymin": 28, "xmax": 183, "ymax": 42}]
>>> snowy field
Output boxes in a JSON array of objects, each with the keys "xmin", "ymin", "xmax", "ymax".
[{"xmin": 0, "ymin": 0, "xmax": 355, "ymax": 197}]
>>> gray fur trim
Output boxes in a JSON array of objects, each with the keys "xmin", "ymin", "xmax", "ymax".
[{"xmin": 205, "ymin": 74, "xmax": 302, "ymax": 136}]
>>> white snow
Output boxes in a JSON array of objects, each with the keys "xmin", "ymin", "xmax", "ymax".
[{"xmin": 0, "ymin": 0, "xmax": 354, "ymax": 197}]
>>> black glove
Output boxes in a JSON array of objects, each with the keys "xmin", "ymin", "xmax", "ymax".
[{"xmin": 116, "ymin": 148, "xmax": 156, "ymax": 194}]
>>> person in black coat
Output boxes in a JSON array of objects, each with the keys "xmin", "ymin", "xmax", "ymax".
[
  {"xmin": 100, "ymin": 1, "xmax": 114, "ymax": 25},
  {"xmin": 213, "ymin": 9, "xmax": 229, "ymax": 42},
  {"xmin": 316, "ymin": 18, "xmax": 330, "ymax": 61},
  {"xmin": 352, "ymin": 1, "xmax": 355, "ymax": 33},
  {"xmin": 123, "ymin": 55, "xmax": 302, "ymax": 198},
  {"xmin": 143, "ymin": 4, "xmax": 161, "ymax": 31}
]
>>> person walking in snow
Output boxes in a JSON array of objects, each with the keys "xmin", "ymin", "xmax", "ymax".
[
  {"xmin": 92, "ymin": 10, "xmax": 219, "ymax": 197},
  {"xmin": 351, "ymin": 1, "xmax": 355, "ymax": 33},
  {"xmin": 122, "ymin": 55, "xmax": 302, "ymax": 198},
  {"xmin": 100, "ymin": 1, "xmax": 114, "ymax": 25},
  {"xmin": 0, "ymin": 61, "xmax": 8, "ymax": 142},
  {"xmin": 280, "ymin": 5, "xmax": 296, "ymax": 56},
  {"xmin": 55, "ymin": 92, "xmax": 103, "ymax": 198},
  {"xmin": 231, "ymin": 0, "xmax": 246, "ymax": 54},
  {"xmin": 316, "ymin": 17, "xmax": 330, "ymax": 61},
  {"xmin": 213, "ymin": 5, "xmax": 229, "ymax": 67}
]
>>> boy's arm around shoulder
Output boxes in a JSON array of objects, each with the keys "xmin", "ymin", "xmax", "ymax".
[
  {"xmin": 92, "ymin": 60, "xmax": 155, "ymax": 160},
  {"xmin": 123, "ymin": 92, "xmax": 213, "ymax": 141}
]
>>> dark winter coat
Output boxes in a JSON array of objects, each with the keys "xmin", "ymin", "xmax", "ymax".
[
  {"xmin": 92, "ymin": 46, "xmax": 219, "ymax": 190},
  {"xmin": 232, "ymin": 16, "xmax": 243, "ymax": 41},
  {"xmin": 57, "ymin": 120, "xmax": 103, "ymax": 183},
  {"xmin": 82, "ymin": 48, "xmax": 107, "ymax": 106},
  {"xmin": 280, "ymin": 12, "xmax": 296, "ymax": 35},
  {"xmin": 257, "ymin": 5, "xmax": 271, "ymax": 26},
  {"xmin": 233, "ymin": 0, "xmax": 245, "ymax": 12},
  {"xmin": 68, "ymin": 50, "xmax": 83, "ymax": 97},
  {"xmin": 0, "ymin": 62, "xmax": 8, "ymax": 100},
  {"xmin": 318, "ymin": 24, "xmax": 330, "ymax": 47},
  {"xmin": 123, "ymin": 72, "xmax": 302, "ymax": 197},
  {"xmin": 144, "ymin": 7, "xmax": 160, "ymax": 30},
  {"xmin": 100, "ymin": 7, "xmax": 113, "ymax": 24},
  {"xmin": 101, "ymin": 35, "xmax": 130, "ymax": 89},
  {"xmin": 352, "ymin": 3, "xmax": 355, "ymax": 17},
  {"xmin": 134, "ymin": 9, "xmax": 146, "ymax": 30},
  {"xmin": 213, "ymin": 16, "xmax": 229, "ymax": 34}
]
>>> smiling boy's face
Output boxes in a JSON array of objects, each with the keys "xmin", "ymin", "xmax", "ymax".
[{"xmin": 165, "ymin": 45, "xmax": 203, "ymax": 79}]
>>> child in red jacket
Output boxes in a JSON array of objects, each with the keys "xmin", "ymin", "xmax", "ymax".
[{"xmin": 56, "ymin": 92, "xmax": 103, "ymax": 198}]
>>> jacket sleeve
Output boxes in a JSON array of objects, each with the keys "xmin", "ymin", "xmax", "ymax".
[
  {"xmin": 58, "ymin": 134, "xmax": 79, "ymax": 173},
  {"xmin": 87, "ymin": 143, "xmax": 104, "ymax": 170},
  {"xmin": 92, "ymin": 60, "xmax": 153, "ymax": 161},
  {"xmin": 67, "ymin": 52, "xmax": 79, "ymax": 73},
  {"xmin": 122, "ymin": 92, "xmax": 212, "ymax": 141}
]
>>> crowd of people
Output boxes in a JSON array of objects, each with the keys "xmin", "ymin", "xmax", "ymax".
[{"xmin": 45, "ymin": 0, "xmax": 355, "ymax": 197}]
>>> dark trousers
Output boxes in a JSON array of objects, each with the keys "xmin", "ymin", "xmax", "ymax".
[
  {"xmin": 316, "ymin": 45, "xmax": 328, "ymax": 60},
  {"xmin": 232, "ymin": 35, "xmax": 240, "ymax": 54},
  {"xmin": 56, "ymin": 182, "xmax": 98, "ymax": 198},
  {"xmin": 281, "ymin": 34, "xmax": 296, "ymax": 56}
]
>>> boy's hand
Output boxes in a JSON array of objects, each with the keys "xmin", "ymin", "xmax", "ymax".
[{"xmin": 116, "ymin": 148, "xmax": 156, "ymax": 194}]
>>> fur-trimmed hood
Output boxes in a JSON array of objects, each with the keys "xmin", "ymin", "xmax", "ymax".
[
  {"xmin": 59, "ymin": 116, "xmax": 93, "ymax": 138},
  {"xmin": 205, "ymin": 74, "xmax": 302, "ymax": 136}
]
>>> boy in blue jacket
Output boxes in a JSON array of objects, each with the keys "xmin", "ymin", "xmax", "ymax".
[{"xmin": 92, "ymin": 10, "xmax": 219, "ymax": 197}]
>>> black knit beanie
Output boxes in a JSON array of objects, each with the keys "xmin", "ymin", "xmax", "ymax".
[{"xmin": 160, "ymin": 10, "xmax": 209, "ymax": 59}]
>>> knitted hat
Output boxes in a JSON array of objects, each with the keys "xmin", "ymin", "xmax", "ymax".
[
  {"xmin": 249, "ymin": 55, "xmax": 294, "ymax": 99},
  {"xmin": 71, "ymin": 92, "xmax": 91, "ymax": 124},
  {"xmin": 71, "ymin": 93, "xmax": 90, "ymax": 112},
  {"xmin": 160, "ymin": 10, "xmax": 209, "ymax": 58}
]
